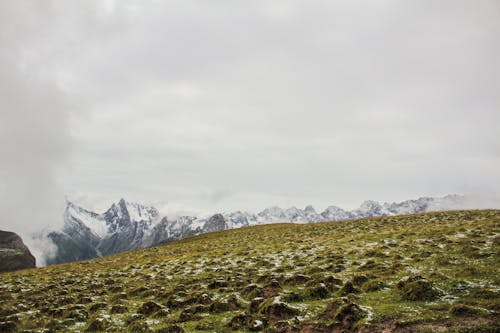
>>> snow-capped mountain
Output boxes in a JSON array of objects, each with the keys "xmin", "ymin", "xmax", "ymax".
[
  {"xmin": 47, "ymin": 199, "xmax": 160, "ymax": 264},
  {"xmin": 321, "ymin": 205, "xmax": 353, "ymax": 221},
  {"xmin": 103, "ymin": 199, "xmax": 159, "ymax": 234},
  {"xmin": 46, "ymin": 194, "xmax": 465, "ymax": 264}
]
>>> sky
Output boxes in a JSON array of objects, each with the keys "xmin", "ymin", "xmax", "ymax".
[{"xmin": 1, "ymin": 0, "xmax": 499, "ymax": 237}]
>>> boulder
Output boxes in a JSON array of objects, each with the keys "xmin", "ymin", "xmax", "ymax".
[{"xmin": 0, "ymin": 230, "xmax": 36, "ymax": 273}]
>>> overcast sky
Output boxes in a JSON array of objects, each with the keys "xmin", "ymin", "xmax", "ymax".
[{"xmin": 1, "ymin": 1, "xmax": 499, "ymax": 230}]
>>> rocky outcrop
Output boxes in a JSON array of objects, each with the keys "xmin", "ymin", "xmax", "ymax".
[
  {"xmin": 46, "ymin": 212, "xmax": 102, "ymax": 265},
  {"xmin": 202, "ymin": 214, "xmax": 227, "ymax": 233},
  {"xmin": 0, "ymin": 230, "xmax": 36, "ymax": 272}
]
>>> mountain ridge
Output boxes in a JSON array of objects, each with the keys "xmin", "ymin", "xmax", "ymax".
[{"xmin": 45, "ymin": 194, "xmax": 465, "ymax": 265}]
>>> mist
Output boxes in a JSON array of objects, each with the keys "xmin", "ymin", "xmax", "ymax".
[{"xmin": 0, "ymin": 2, "xmax": 71, "ymax": 265}]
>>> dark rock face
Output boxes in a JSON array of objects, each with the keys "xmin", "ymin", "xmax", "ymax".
[
  {"xmin": 98, "ymin": 221, "xmax": 147, "ymax": 255},
  {"xmin": 147, "ymin": 216, "xmax": 201, "ymax": 247},
  {"xmin": 46, "ymin": 215, "xmax": 101, "ymax": 265},
  {"xmin": 202, "ymin": 214, "xmax": 227, "ymax": 233},
  {"xmin": 0, "ymin": 230, "xmax": 36, "ymax": 272}
]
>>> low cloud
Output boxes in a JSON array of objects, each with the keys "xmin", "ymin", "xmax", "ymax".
[{"xmin": 0, "ymin": 2, "xmax": 72, "ymax": 264}]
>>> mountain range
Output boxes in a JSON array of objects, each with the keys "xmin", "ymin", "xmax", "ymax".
[{"xmin": 44, "ymin": 194, "xmax": 465, "ymax": 265}]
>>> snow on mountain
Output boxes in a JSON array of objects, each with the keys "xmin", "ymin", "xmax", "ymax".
[
  {"xmin": 258, "ymin": 206, "xmax": 286, "ymax": 222},
  {"xmin": 48, "ymin": 199, "xmax": 160, "ymax": 264},
  {"xmin": 321, "ymin": 206, "xmax": 353, "ymax": 221},
  {"xmin": 355, "ymin": 200, "xmax": 387, "ymax": 217},
  {"xmin": 103, "ymin": 198, "xmax": 159, "ymax": 233},
  {"xmin": 223, "ymin": 211, "xmax": 256, "ymax": 228},
  {"xmin": 65, "ymin": 201, "xmax": 108, "ymax": 238},
  {"xmin": 304, "ymin": 205, "xmax": 322, "ymax": 222},
  {"xmin": 46, "ymin": 194, "xmax": 466, "ymax": 265}
]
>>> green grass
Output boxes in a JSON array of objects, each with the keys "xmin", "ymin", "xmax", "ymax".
[{"xmin": 0, "ymin": 210, "xmax": 499, "ymax": 332}]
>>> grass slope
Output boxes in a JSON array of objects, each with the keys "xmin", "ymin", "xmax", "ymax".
[{"xmin": 0, "ymin": 210, "xmax": 499, "ymax": 332}]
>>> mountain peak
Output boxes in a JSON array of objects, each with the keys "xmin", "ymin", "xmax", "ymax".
[
  {"xmin": 118, "ymin": 198, "xmax": 127, "ymax": 207},
  {"xmin": 359, "ymin": 200, "xmax": 381, "ymax": 208},
  {"xmin": 304, "ymin": 205, "xmax": 316, "ymax": 212}
]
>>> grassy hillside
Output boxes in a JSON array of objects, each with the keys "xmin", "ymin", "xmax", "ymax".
[{"xmin": 0, "ymin": 210, "xmax": 499, "ymax": 332}]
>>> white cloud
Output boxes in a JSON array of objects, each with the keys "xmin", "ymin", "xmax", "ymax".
[{"xmin": 1, "ymin": 0, "xmax": 499, "ymax": 239}]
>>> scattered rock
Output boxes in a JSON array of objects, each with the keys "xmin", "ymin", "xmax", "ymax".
[{"xmin": 250, "ymin": 319, "xmax": 264, "ymax": 331}]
